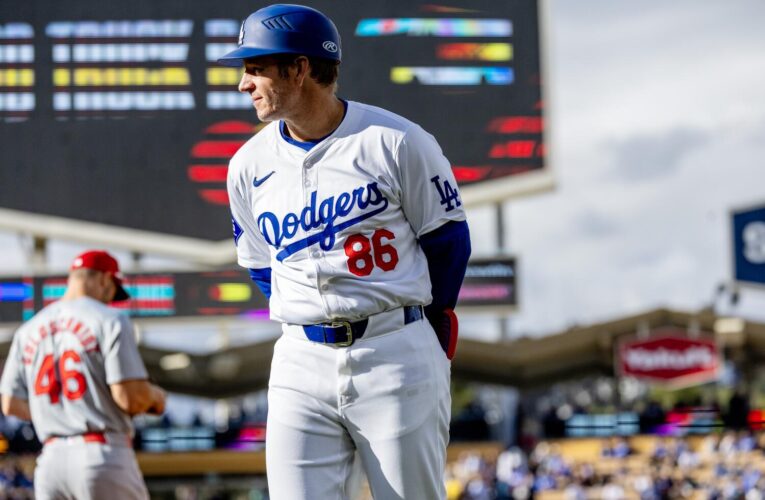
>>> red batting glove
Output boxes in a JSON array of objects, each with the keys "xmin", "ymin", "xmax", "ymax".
[{"xmin": 427, "ymin": 308, "xmax": 459, "ymax": 360}]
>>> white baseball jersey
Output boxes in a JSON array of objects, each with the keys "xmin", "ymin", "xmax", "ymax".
[
  {"xmin": 228, "ymin": 100, "xmax": 466, "ymax": 324},
  {"xmin": 0, "ymin": 297, "xmax": 148, "ymax": 442}
]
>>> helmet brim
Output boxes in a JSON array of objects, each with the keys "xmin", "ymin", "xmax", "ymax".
[{"xmin": 217, "ymin": 46, "xmax": 292, "ymax": 67}]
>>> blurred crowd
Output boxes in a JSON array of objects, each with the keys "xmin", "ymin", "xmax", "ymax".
[
  {"xmin": 4, "ymin": 427, "xmax": 765, "ymax": 499},
  {"xmin": 0, "ymin": 456, "xmax": 34, "ymax": 500},
  {"xmin": 446, "ymin": 431, "xmax": 765, "ymax": 499},
  {"xmin": 1, "ymin": 393, "xmax": 762, "ymax": 499}
]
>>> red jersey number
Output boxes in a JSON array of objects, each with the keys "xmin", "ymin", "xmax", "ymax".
[
  {"xmin": 34, "ymin": 351, "xmax": 87, "ymax": 404},
  {"xmin": 344, "ymin": 228, "xmax": 399, "ymax": 277}
]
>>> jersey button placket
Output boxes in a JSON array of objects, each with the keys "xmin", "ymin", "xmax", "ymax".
[
  {"xmin": 302, "ymin": 157, "xmax": 317, "ymax": 195},
  {"xmin": 303, "ymin": 157, "xmax": 328, "ymax": 310}
]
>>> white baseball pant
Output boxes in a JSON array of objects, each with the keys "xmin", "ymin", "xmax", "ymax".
[{"xmin": 266, "ymin": 309, "xmax": 451, "ymax": 499}]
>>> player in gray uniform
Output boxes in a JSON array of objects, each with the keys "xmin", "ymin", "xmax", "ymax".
[
  {"xmin": 220, "ymin": 5, "xmax": 471, "ymax": 499},
  {"xmin": 0, "ymin": 250, "xmax": 167, "ymax": 500}
]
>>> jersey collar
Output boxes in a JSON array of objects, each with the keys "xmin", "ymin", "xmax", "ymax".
[{"xmin": 279, "ymin": 99, "xmax": 348, "ymax": 152}]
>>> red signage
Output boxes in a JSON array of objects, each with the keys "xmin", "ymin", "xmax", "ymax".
[{"xmin": 617, "ymin": 330, "xmax": 720, "ymax": 387}]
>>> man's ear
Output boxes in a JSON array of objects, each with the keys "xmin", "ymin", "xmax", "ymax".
[{"xmin": 294, "ymin": 56, "xmax": 310, "ymax": 86}]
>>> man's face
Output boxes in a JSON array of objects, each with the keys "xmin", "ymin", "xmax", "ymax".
[
  {"xmin": 96, "ymin": 272, "xmax": 117, "ymax": 304},
  {"xmin": 238, "ymin": 56, "xmax": 302, "ymax": 122}
]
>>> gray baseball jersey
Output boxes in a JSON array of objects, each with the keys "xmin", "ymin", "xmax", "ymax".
[{"xmin": 0, "ymin": 296, "xmax": 148, "ymax": 442}]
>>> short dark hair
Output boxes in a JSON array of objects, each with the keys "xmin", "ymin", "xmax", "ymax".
[{"xmin": 274, "ymin": 54, "xmax": 339, "ymax": 87}]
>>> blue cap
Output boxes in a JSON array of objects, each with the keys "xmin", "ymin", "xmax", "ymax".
[{"xmin": 217, "ymin": 4, "xmax": 341, "ymax": 67}]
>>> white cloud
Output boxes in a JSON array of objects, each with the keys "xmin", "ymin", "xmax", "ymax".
[
  {"xmin": 500, "ymin": 111, "xmax": 765, "ymax": 336},
  {"xmin": 548, "ymin": 0, "xmax": 765, "ymax": 145}
]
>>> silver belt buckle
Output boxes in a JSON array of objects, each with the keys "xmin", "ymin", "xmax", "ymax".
[{"xmin": 329, "ymin": 320, "xmax": 354, "ymax": 347}]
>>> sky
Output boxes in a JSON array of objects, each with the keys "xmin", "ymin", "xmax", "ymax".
[
  {"xmin": 465, "ymin": 0, "xmax": 765, "ymax": 339},
  {"xmin": 1, "ymin": 0, "xmax": 765, "ymax": 349}
]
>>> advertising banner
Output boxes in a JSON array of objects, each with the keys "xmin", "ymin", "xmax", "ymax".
[
  {"xmin": 617, "ymin": 329, "xmax": 720, "ymax": 387},
  {"xmin": 732, "ymin": 204, "xmax": 765, "ymax": 287}
]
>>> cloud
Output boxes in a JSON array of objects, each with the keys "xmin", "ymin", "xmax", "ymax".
[
  {"xmin": 572, "ymin": 210, "xmax": 620, "ymax": 238},
  {"xmin": 505, "ymin": 130, "xmax": 765, "ymax": 338},
  {"xmin": 604, "ymin": 128, "xmax": 709, "ymax": 182},
  {"xmin": 547, "ymin": 0, "xmax": 765, "ymax": 149}
]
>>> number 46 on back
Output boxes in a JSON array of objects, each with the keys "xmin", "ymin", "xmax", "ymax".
[{"xmin": 34, "ymin": 351, "xmax": 87, "ymax": 403}]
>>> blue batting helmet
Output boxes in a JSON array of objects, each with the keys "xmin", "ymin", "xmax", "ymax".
[{"xmin": 217, "ymin": 4, "xmax": 341, "ymax": 67}]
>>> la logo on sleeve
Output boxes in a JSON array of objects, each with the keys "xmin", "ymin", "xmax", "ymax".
[{"xmin": 430, "ymin": 175, "xmax": 461, "ymax": 212}]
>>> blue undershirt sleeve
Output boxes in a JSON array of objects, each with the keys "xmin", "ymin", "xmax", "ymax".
[
  {"xmin": 248, "ymin": 267, "xmax": 272, "ymax": 300},
  {"xmin": 418, "ymin": 220, "xmax": 471, "ymax": 316}
]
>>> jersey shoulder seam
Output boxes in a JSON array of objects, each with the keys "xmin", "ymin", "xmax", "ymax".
[
  {"xmin": 350, "ymin": 101, "xmax": 415, "ymax": 131},
  {"xmin": 229, "ymin": 122, "xmax": 279, "ymax": 170},
  {"xmin": 392, "ymin": 121, "xmax": 419, "ymax": 174}
]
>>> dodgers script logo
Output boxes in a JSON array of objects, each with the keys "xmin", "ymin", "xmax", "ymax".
[{"xmin": 258, "ymin": 182, "xmax": 388, "ymax": 261}]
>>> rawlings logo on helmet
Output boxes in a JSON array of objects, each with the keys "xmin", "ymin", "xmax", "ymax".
[{"xmin": 322, "ymin": 41, "xmax": 338, "ymax": 53}]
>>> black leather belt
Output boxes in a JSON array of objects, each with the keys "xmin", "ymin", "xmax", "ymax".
[{"xmin": 302, "ymin": 305, "xmax": 423, "ymax": 347}]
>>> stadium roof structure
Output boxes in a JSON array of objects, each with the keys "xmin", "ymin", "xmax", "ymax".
[
  {"xmin": 1, "ymin": 308, "xmax": 761, "ymax": 398},
  {"xmin": 453, "ymin": 308, "xmax": 758, "ymax": 389},
  {"xmin": 131, "ymin": 308, "xmax": 765, "ymax": 396}
]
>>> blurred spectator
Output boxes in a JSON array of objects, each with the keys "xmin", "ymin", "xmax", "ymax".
[
  {"xmin": 601, "ymin": 481, "xmax": 625, "ymax": 500},
  {"xmin": 698, "ymin": 432, "xmax": 721, "ymax": 459},
  {"xmin": 652, "ymin": 464, "xmax": 674, "ymax": 498},
  {"xmin": 601, "ymin": 436, "xmax": 632, "ymax": 458},
  {"xmin": 563, "ymin": 482, "xmax": 586, "ymax": 500},
  {"xmin": 451, "ymin": 401, "xmax": 491, "ymax": 442},
  {"xmin": 651, "ymin": 437, "xmax": 673, "ymax": 463},
  {"xmin": 495, "ymin": 447, "xmax": 531, "ymax": 500},
  {"xmin": 718, "ymin": 430, "xmax": 738, "ymax": 457},
  {"xmin": 447, "ymin": 451, "xmax": 496, "ymax": 500},
  {"xmin": 737, "ymin": 430, "xmax": 756, "ymax": 452},
  {"xmin": 631, "ymin": 470, "xmax": 654, "ymax": 499},
  {"xmin": 444, "ymin": 466, "xmax": 465, "ymax": 500},
  {"xmin": 571, "ymin": 462, "xmax": 595, "ymax": 488},
  {"xmin": 742, "ymin": 465, "xmax": 761, "ymax": 492},
  {"xmin": 541, "ymin": 406, "xmax": 566, "ymax": 438},
  {"xmin": 462, "ymin": 477, "xmax": 492, "ymax": 500},
  {"xmin": 0, "ymin": 457, "xmax": 34, "ymax": 499},
  {"xmin": 676, "ymin": 443, "xmax": 699, "ymax": 471},
  {"xmin": 639, "ymin": 399, "xmax": 666, "ymax": 434},
  {"xmin": 8, "ymin": 423, "xmax": 40, "ymax": 455},
  {"xmin": 726, "ymin": 389, "xmax": 750, "ymax": 430}
]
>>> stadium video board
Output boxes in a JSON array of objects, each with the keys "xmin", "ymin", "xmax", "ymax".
[
  {"xmin": 0, "ymin": 258, "xmax": 516, "ymax": 323},
  {"xmin": 0, "ymin": 0, "xmax": 545, "ymax": 242},
  {"xmin": 0, "ymin": 270, "xmax": 268, "ymax": 323}
]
